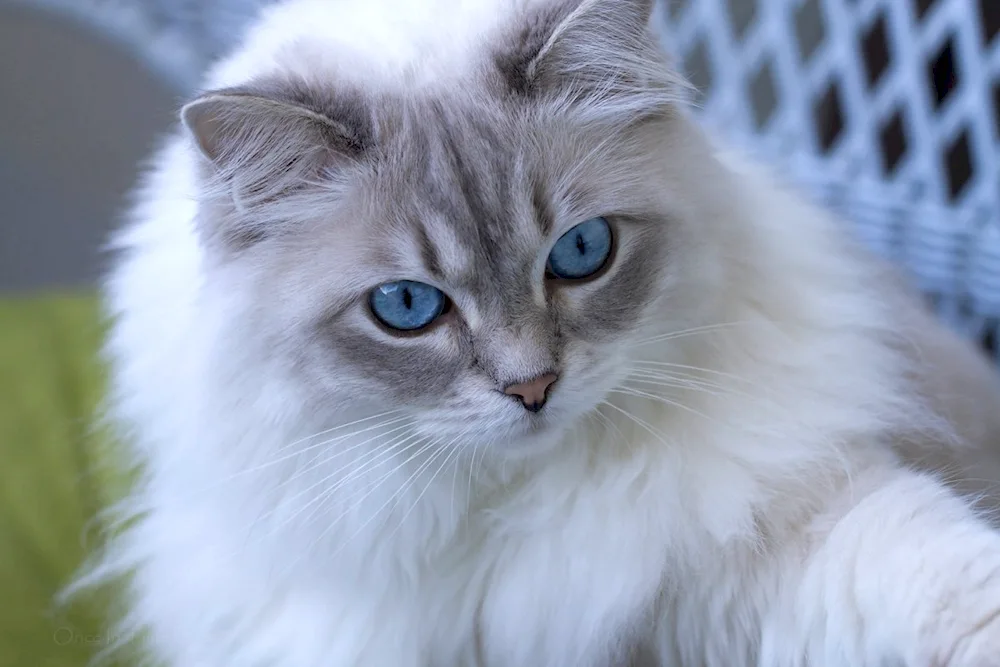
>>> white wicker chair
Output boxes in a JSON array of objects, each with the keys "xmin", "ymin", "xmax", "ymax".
[{"xmin": 659, "ymin": 0, "xmax": 1000, "ymax": 358}]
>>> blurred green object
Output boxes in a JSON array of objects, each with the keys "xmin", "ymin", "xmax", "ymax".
[{"xmin": 0, "ymin": 293, "xmax": 129, "ymax": 667}]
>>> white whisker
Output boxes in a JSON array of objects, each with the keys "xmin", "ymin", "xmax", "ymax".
[
  {"xmin": 617, "ymin": 374, "xmax": 856, "ymax": 498},
  {"xmin": 268, "ymin": 420, "xmax": 417, "ymax": 496},
  {"xmin": 631, "ymin": 321, "xmax": 760, "ymax": 347},
  {"xmin": 306, "ymin": 423, "xmax": 480, "ymax": 557},
  {"xmin": 189, "ymin": 414, "xmax": 412, "ymax": 499},
  {"xmin": 591, "ymin": 405, "xmax": 631, "ymax": 454},
  {"xmin": 624, "ymin": 364, "xmax": 790, "ymax": 423},
  {"xmin": 599, "ymin": 399, "xmax": 672, "ymax": 449},
  {"xmin": 465, "ymin": 442, "xmax": 480, "ymax": 524},
  {"xmin": 624, "ymin": 371, "xmax": 726, "ymax": 398},
  {"xmin": 388, "ymin": 436, "xmax": 469, "ymax": 544},
  {"xmin": 326, "ymin": 436, "xmax": 458, "ymax": 561},
  {"xmin": 628, "ymin": 359, "xmax": 773, "ymax": 394},
  {"xmin": 277, "ymin": 409, "xmax": 405, "ymax": 453},
  {"xmin": 612, "ymin": 386, "xmax": 720, "ymax": 425},
  {"xmin": 267, "ymin": 433, "xmax": 445, "ymax": 579},
  {"xmin": 259, "ymin": 429, "xmax": 425, "ymax": 537}
]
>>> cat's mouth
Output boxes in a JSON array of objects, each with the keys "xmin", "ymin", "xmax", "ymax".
[
  {"xmin": 489, "ymin": 410, "xmax": 554, "ymax": 438},
  {"xmin": 495, "ymin": 404, "xmax": 573, "ymax": 448},
  {"xmin": 413, "ymin": 391, "xmax": 574, "ymax": 451},
  {"xmin": 453, "ymin": 411, "xmax": 559, "ymax": 450}
]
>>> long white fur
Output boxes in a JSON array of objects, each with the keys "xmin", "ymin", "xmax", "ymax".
[{"xmin": 82, "ymin": 0, "xmax": 1000, "ymax": 665}]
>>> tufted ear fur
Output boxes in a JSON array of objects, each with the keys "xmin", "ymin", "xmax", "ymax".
[
  {"xmin": 180, "ymin": 82, "xmax": 371, "ymax": 250},
  {"xmin": 495, "ymin": 0, "xmax": 685, "ymax": 117}
]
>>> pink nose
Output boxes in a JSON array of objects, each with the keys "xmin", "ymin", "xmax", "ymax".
[{"xmin": 504, "ymin": 373, "xmax": 558, "ymax": 412}]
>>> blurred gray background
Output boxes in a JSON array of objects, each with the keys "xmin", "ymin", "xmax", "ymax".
[{"xmin": 0, "ymin": 4, "xmax": 181, "ymax": 292}]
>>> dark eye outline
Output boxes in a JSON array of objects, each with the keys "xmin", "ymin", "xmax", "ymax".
[
  {"xmin": 367, "ymin": 280, "xmax": 451, "ymax": 335},
  {"xmin": 545, "ymin": 216, "xmax": 615, "ymax": 282}
]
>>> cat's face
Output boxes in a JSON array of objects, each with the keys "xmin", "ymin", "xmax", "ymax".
[{"xmin": 184, "ymin": 0, "xmax": 708, "ymax": 452}]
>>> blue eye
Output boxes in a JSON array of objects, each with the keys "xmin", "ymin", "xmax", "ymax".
[
  {"xmin": 369, "ymin": 280, "xmax": 446, "ymax": 332},
  {"xmin": 546, "ymin": 216, "xmax": 613, "ymax": 280}
]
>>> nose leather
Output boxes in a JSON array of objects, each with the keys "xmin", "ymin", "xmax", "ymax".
[{"xmin": 504, "ymin": 373, "xmax": 558, "ymax": 412}]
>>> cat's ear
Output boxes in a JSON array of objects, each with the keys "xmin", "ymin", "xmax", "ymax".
[
  {"xmin": 497, "ymin": 0, "xmax": 683, "ymax": 115},
  {"xmin": 179, "ymin": 85, "xmax": 369, "ymax": 250},
  {"xmin": 181, "ymin": 87, "xmax": 366, "ymax": 187},
  {"xmin": 182, "ymin": 91, "xmax": 365, "ymax": 163}
]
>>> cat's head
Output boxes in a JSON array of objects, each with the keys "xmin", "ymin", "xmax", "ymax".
[{"xmin": 181, "ymin": 0, "xmax": 722, "ymax": 454}]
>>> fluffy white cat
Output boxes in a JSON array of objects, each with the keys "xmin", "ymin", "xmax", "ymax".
[{"xmin": 83, "ymin": 0, "xmax": 1000, "ymax": 665}]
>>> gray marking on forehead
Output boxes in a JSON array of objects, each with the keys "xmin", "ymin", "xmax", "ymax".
[
  {"xmin": 532, "ymin": 179, "xmax": 555, "ymax": 236},
  {"xmin": 414, "ymin": 222, "xmax": 444, "ymax": 280},
  {"xmin": 430, "ymin": 102, "xmax": 510, "ymax": 216},
  {"xmin": 412, "ymin": 100, "xmax": 527, "ymax": 279}
]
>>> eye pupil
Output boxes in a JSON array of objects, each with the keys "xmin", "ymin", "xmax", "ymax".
[
  {"xmin": 402, "ymin": 288, "xmax": 412, "ymax": 309},
  {"xmin": 575, "ymin": 233, "xmax": 586, "ymax": 255}
]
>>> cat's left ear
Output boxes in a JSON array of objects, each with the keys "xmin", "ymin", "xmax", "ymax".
[
  {"xmin": 497, "ymin": 0, "xmax": 683, "ymax": 115},
  {"xmin": 178, "ymin": 83, "xmax": 371, "ymax": 250},
  {"xmin": 180, "ymin": 86, "xmax": 367, "ymax": 182}
]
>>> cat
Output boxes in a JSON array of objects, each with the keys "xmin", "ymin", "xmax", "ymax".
[{"xmin": 78, "ymin": 0, "xmax": 1000, "ymax": 664}]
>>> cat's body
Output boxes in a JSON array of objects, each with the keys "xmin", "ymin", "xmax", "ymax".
[{"xmin": 86, "ymin": 0, "xmax": 1000, "ymax": 665}]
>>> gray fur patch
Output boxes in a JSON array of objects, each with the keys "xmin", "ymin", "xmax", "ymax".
[
  {"xmin": 414, "ymin": 222, "xmax": 445, "ymax": 281},
  {"xmin": 573, "ymin": 218, "xmax": 669, "ymax": 341},
  {"xmin": 330, "ymin": 330, "xmax": 466, "ymax": 404}
]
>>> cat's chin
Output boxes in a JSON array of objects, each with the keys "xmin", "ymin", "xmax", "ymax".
[
  {"xmin": 481, "ymin": 413, "xmax": 579, "ymax": 457},
  {"xmin": 412, "ymin": 414, "xmax": 566, "ymax": 459}
]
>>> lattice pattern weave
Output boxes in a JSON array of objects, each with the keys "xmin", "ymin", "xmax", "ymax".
[{"xmin": 658, "ymin": 0, "xmax": 1000, "ymax": 357}]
